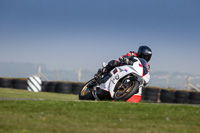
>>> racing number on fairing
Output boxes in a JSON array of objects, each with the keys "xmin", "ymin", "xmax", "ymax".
[{"xmin": 111, "ymin": 74, "xmax": 119, "ymax": 84}]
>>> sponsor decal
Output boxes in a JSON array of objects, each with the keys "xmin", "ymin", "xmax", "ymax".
[
  {"xmin": 113, "ymin": 68, "xmax": 118, "ymax": 74},
  {"xmin": 118, "ymin": 68, "xmax": 128, "ymax": 72},
  {"xmin": 111, "ymin": 80, "xmax": 115, "ymax": 84},
  {"xmin": 115, "ymin": 74, "xmax": 119, "ymax": 80},
  {"xmin": 111, "ymin": 74, "xmax": 119, "ymax": 84},
  {"xmin": 119, "ymin": 68, "xmax": 124, "ymax": 72}
]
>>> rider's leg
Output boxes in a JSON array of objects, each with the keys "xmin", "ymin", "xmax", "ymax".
[
  {"xmin": 94, "ymin": 60, "xmax": 119, "ymax": 80},
  {"xmin": 105, "ymin": 60, "xmax": 119, "ymax": 72}
]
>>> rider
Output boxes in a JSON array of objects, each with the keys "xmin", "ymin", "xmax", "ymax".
[{"xmin": 94, "ymin": 45, "xmax": 152, "ymax": 87}]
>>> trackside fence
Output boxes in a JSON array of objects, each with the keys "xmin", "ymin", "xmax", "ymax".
[
  {"xmin": 0, "ymin": 77, "xmax": 200, "ymax": 104},
  {"xmin": 142, "ymin": 87, "xmax": 200, "ymax": 104},
  {"xmin": 0, "ymin": 77, "xmax": 84, "ymax": 95}
]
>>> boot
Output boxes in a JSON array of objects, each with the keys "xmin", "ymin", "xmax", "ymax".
[
  {"xmin": 87, "ymin": 81, "xmax": 97, "ymax": 88},
  {"xmin": 94, "ymin": 68, "xmax": 103, "ymax": 80}
]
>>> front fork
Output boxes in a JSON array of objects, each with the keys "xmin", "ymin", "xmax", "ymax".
[{"xmin": 92, "ymin": 86, "xmax": 100, "ymax": 100}]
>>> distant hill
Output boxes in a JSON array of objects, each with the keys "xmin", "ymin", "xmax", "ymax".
[
  {"xmin": 149, "ymin": 71, "xmax": 200, "ymax": 89},
  {"xmin": 0, "ymin": 62, "xmax": 199, "ymax": 89},
  {"xmin": 0, "ymin": 62, "xmax": 94, "ymax": 82}
]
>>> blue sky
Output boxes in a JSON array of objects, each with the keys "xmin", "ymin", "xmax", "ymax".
[{"xmin": 0, "ymin": 0, "xmax": 200, "ymax": 74}]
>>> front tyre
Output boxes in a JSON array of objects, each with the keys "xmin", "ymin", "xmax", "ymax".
[
  {"xmin": 113, "ymin": 77, "xmax": 140, "ymax": 101},
  {"xmin": 79, "ymin": 79, "xmax": 96, "ymax": 100}
]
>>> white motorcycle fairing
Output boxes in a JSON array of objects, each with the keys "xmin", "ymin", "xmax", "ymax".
[{"xmin": 92, "ymin": 57, "xmax": 150, "ymax": 100}]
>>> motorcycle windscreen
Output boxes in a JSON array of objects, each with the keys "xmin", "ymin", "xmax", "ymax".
[{"xmin": 138, "ymin": 58, "xmax": 149, "ymax": 76}]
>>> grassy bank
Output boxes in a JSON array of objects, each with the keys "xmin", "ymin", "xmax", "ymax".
[
  {"xmin": 0, "ymin": 88, "xmax": 78, "ymax": 101},
  {"xmin": 0, "ymin": 88, "xmax": 200, "ymax": 133}
]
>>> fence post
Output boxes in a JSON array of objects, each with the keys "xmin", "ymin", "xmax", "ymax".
[
  {"xmin": 187, "ymin": 76, "xmax": 190, "ymax": 90},
  {"xmin": 37, "ymin": 65, "xmax": 48, "ymax": 81},
  {"xmin": 78, "ymin": 68, "xmax": 81, "ymax": 82},
  {"xmin": 166, "ymin": 75, "xmax": 169, "ymax": 89},
  {"xmin": 56, "ymin": 69, "xmax": 60, "ymax": 81},
  {"xmin": 38, "ymin": 65, "xmax": 41, "ymax": 77}
]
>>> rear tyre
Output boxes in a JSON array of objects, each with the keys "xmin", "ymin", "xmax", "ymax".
[
  {"xmin": 113, "ymin": 76, "xmax": 140, "ymax": 101},
  {"xmin": 79, "ymin": 79, "xmax": 95, "ymax": 100}
]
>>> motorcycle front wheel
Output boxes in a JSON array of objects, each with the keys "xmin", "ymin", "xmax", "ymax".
[
  {"xmin": 113, "ymin": 76, "xmax": 140, "ymax": 101},
  {"xmin": 79, "ymin": 78, "xmax": 96, "ymax": 100}
]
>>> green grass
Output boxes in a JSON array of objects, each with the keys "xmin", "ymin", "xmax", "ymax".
[
  {"xmin": 0, "ymin": 88, "xmax": 78, "ymax": 101},
  {"xmin": 0, "ymin": 88, "xmax": 200, "ymax": 133}
]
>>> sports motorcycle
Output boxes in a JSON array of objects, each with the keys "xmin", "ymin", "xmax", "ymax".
[{"xmin": 79, "ymin": 57, "xmax": 150, "ymax": 101}]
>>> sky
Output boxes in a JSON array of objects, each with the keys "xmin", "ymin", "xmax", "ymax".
[{"xmin": 0, "ymin": 0, "xmax": 200, "ymax": 74}]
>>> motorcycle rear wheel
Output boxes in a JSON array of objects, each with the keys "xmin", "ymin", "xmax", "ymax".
[
  {"xmin": 79, "ymin": 79, "xmax": 95, "ymax": 100},
  {"xmin": 113, "ymin": 77, "xmax": 140, "ymax": 101}
]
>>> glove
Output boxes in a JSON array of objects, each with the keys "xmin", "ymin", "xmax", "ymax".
[{"xmin": 120, "ymin": 57, "xmax": 129, "ymax": 65}]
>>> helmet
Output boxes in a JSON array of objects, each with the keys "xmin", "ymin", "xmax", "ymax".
[{"xmin": 137, "ymin": 45, "xmax": 152, "ymax": 62}]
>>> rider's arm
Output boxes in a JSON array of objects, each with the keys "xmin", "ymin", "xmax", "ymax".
[
  {"xmin": 119, "ymin": 51, "xmax": 138, "ymax": 65},
  {"xmin": 118, "ymin": 51, "xmax": 137, "ymax": 61}
]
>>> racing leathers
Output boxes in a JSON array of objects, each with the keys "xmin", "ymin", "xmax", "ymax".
[{"xmin": 94, "ymin": 51, "xmax": 150, "ymax": 96}]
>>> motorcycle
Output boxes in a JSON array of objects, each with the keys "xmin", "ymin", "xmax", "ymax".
[{"xmin": 79, "ymin": 57, "xmax": 150, "ymax": 101}]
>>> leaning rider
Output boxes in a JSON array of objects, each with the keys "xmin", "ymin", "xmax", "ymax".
[{"xmin": 94, "ymin": 45, "xmax": 152, "ymax": 95}]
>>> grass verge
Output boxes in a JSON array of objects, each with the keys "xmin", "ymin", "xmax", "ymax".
[
  {"xmin": 0, "ymin": 88, "xmax": 200, "ymax": 133},
  {"xmin": 0, "ymin": 88, "xmax": 78, "ymax": 101}
]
